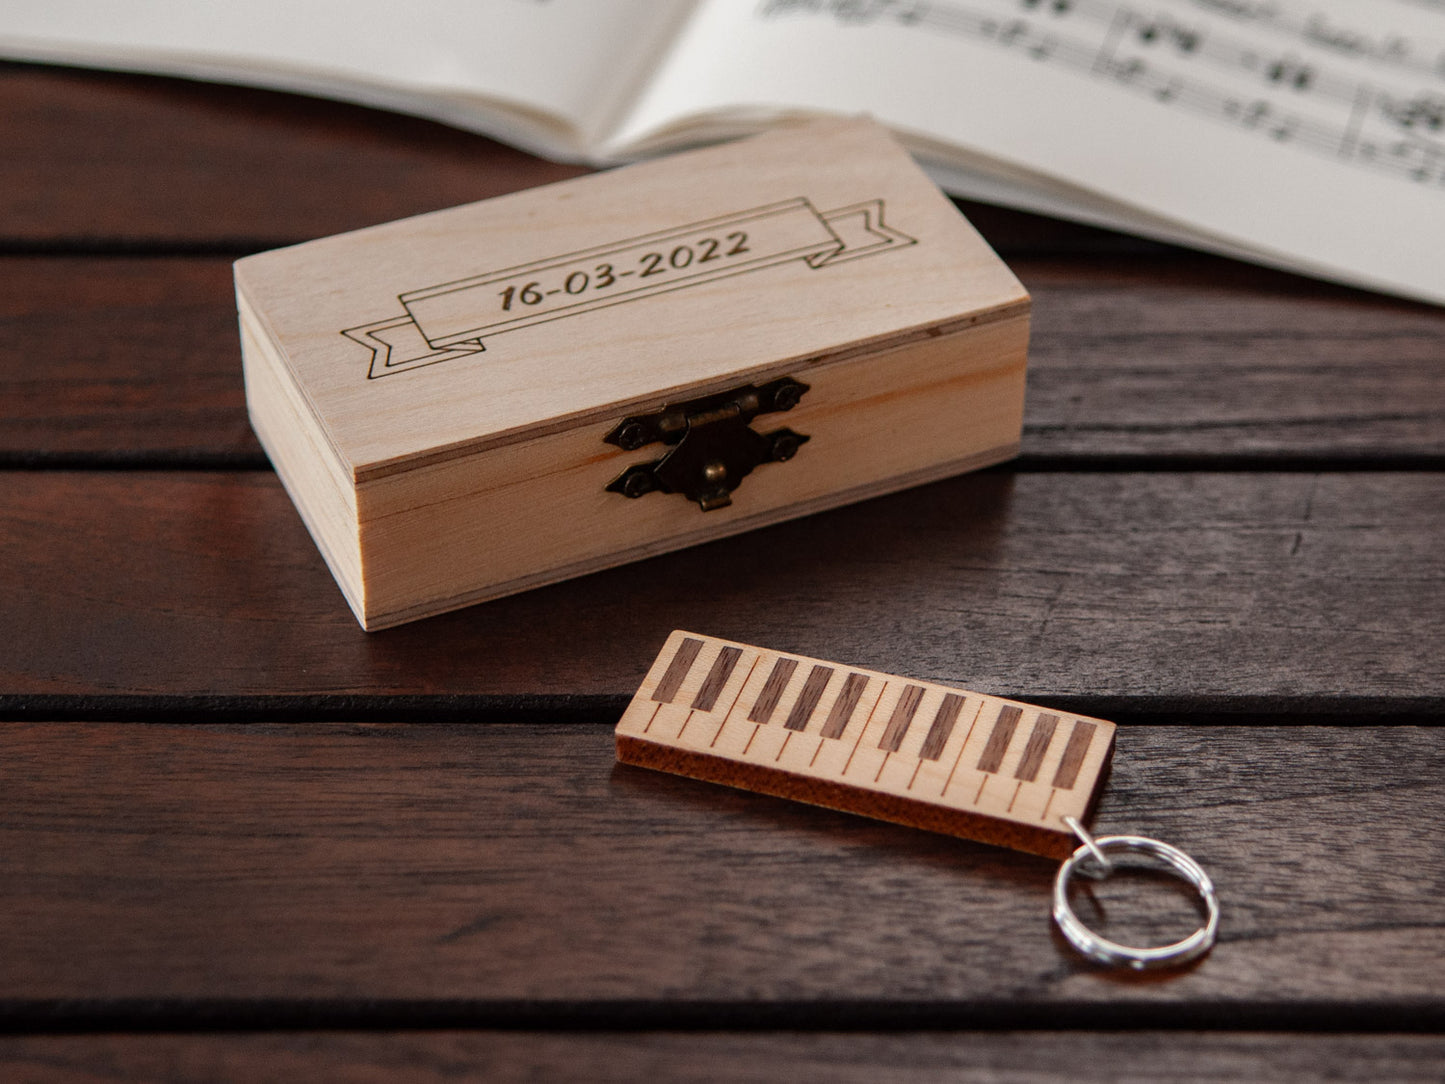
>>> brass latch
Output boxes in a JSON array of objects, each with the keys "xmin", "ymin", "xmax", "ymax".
[{"xmin": 604, "ymin": 377, "xmax": 810, "ymax": 511}]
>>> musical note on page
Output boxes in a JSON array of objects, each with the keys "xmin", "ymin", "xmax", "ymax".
[{"xmin": 759, "ymin": 0, "xmax": 1445, "ymax": 188}]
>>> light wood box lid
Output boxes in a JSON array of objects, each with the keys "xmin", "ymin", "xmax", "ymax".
[{"xmin": 235, "ymin": 117, "xmax": 1028, "ymax": 484}]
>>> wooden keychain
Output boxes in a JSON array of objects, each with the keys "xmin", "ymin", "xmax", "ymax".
[{"xmin": 616, "ymin": 630, "xmax": 1219, "ymax": 970}]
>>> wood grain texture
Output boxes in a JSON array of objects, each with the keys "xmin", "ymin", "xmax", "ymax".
[
  {"xmin": 3, "ymin": 256, "xmax": 1441, "ymax": 464},
  {"xmin": 0, "ymin": 470, "xmax": 1438, "ymax": 710},
  {"xmin": 1, "ymin": 722, "xmax": 1441, "ymax": 1012},
  {"xmin": 0, "ymin": 65, "xmax": 587, "ymax": 248},
  {"xmin": 3, "ymin": 1032, "xmax": 1444, "ymax": 1083},
  {"xmin": 0, "ymin": 257, "xmax": 257, "ymax": 460},
  {"xmin": 1021, "ymin": 260, "xmax": 1445, "ymax": 463}
]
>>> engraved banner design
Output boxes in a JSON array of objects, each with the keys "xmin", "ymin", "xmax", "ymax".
[{"xmin": 343, "ymin": 197, "xmax": 914, "ymax": 378}]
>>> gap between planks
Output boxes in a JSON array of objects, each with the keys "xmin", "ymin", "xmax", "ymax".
[
  {"xmin": 1, "ymin": 697, "xmax": 1443, "ymax": 725},
  {"xmin": 0, "ymin": 997, "xmax": 1442, "ymax": 1034}
]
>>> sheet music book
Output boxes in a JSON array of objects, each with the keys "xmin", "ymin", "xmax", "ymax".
[{"xmin": 5, "ymin": 0, "xmax": 1442, "ymax": 304}]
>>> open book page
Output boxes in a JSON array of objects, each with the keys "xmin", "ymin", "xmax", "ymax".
[
  {"xmin": 605, "ymin": 0, "xmax": 1445, "ymax": 305},
  {"xmin": 0, "ymin": 0, "xmax": 692, "ymax": 160}
]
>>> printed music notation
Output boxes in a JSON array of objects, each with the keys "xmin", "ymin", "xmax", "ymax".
[{"xmin": 759, "ymin": 0, "xmax": 1445, "ymax": 188}]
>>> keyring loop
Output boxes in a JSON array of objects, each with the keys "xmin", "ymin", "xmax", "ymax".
[{"xmin": 1052, "ymin": 826, "xmax": 1219, "ymax": 970}]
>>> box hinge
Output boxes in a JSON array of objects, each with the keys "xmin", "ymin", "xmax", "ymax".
[{"xmin": 604, "ymin": 377, "xmax": 810, "ymax": 512}]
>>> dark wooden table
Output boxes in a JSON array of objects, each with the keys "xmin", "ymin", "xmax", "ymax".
[{"xmin": 3, "ymin": 62, "xmax": 1443, "ymax": 1080}]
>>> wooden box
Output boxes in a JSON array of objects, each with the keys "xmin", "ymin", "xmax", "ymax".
[{"xmin": 236, "ymin": 118, "xmax": 1029, "ymax": 630}]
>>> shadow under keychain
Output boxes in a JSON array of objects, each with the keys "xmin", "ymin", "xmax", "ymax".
[{"xmin": 615, "ymin": 630, "xmax": 1219, "ymax": 970}]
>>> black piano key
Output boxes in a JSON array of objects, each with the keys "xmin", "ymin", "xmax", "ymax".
[
  {"xmin": 919, "ymin": 692, "xmax": 967, "ymax": 761},
  {"xmin": 878, "ymin": 684, "xmax": 926, "ymax": 753},
  {"xmin": 783, "ymin": 665, "xmax": 834, "ymax": 731},
  {"xmin": 976, "ymin": 704, "xmax": 1022, "ymax": 773},
  {"xmin": 1052, "ymin": 720, "xmax": 1097, "ymax": 790},
  {"xmin": 691, "ymin": 646, "xmax": 743, "ymax": 712},
  {"xmin": 820, "ymin": 673, "xmax": 869, "ymax": 739},
  {"xmin": 652, "ymin": 637, "xmax": 703, "ymax": 703},
  {"xmin": 748, "ymin": 657, "xmax": 799, "ymax": 724},
  {"xmin": 1014, "ymin": 713, "xmax": 1058, "ymax": 782}
]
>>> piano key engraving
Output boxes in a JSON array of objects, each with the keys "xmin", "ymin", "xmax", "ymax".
[
  {"xmin": 653, "ymin": 636, "xmax": 703, "ymax": 703},
  {"xmin": 820, "ymin": 672, "xmax": 869, "ymax": 739},
  {"xmin": 617, "ymin": 631, "xmax": 1116, "ymax": 858},
  {"xmin": 705, "ymin": 654, "xmax": 761, "ymax": 750},
  {"xmin": 878, "ymin": 684, "xmax": 926, "ymax": 752},
  {"xmin": 1015, "ymin": 714, "xmax": 1059, "ymax": 782},
  {"xmin": 692, "ymin": 646, "xmax": 743, "ymax": 712},
  {"xmin": 919, "ymin": 692, "xmax": 967, "ymax": 761},
  {"xmin": 749, "ymin": 657, "xmax": 799, "ymax": 723},
  {"xmin": 842, "ymin": 681, "xmax": 890, "ymax": 776},
  {"xmin": 1052, "ymin": 720, "xmax": 1097, "ymax": 790},
  {"xmin": 784, "ymin": 665, "xmax": 834, "ymax": 732},
  {"xmin": 977, "ymin": 705, "xmax": 1023, "ymax": 773}
]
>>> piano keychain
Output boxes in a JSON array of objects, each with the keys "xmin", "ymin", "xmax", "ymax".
[{"xmin": 616, "ymin": 630, "xmax": 1219, "ymax": 970}]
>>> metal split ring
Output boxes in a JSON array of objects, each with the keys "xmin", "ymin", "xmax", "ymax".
[{"xmin": 1052, "ymin": 816, "xmax": 1219, "ymax": 970}]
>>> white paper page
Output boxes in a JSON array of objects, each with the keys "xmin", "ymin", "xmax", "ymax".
[
  {"xmin": 0, "ymin": 0, "xmax": 691, "ymax": 158},
  {"xmin": 608, "ymin": 0, "xmax": 1445, "ymax": 305}
]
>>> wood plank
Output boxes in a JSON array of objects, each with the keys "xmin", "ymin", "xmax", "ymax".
[
  {"xmin": 1022, "ymin": 260, "xmax": 1445, "ymax": 464},
  {"xmin": 3, "ymin": 256, "xmax": 1441, "ymax": 463},
  {"xmin": 0, "ymin": 258, "xmax": 256, "ymax": 461},
  {"xmin": 0, "ymin": 64, "xmax": 1137, "ymax": 255},
  {"xmin": 0, "ymin": 722, "xmax": 1441, "ymax": 1013},
  {"xmin": 3, "ymin": 1031, "xmax": 1444, "ymax": 1082},
  {"xmin": 0, "ymin": 65, "xmax": 587, "ymax": 248},
  {"xmin": 0, "ymin": 470, "xmax": 1438, "ymax": 710}
]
